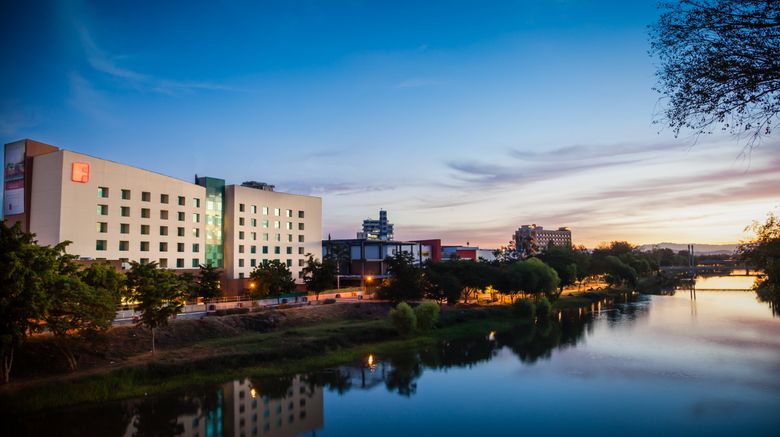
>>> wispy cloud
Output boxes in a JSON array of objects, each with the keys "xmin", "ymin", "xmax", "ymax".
[
  {"xmin": 78, "ymin": 26, "xmax": 240, "ymax": 95},
  {"xmin": 278, "ymin": 181, "xmax": 394, "ymax": 197},
  {"xmin": 67, "ymin": 72, "xmax": 114, "ymax": 122}
]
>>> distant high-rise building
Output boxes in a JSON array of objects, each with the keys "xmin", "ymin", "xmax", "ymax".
[
  {"xmin": 514, "ymin": 224, "xmax": 572, "ymax": 256},
  {"xmin": 358, "ymin": 209, "xmax": 394, "ymax": 240}
]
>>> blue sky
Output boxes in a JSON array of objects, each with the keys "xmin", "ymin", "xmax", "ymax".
[{"xmin": 2, "ymin": 0, "xmax": 778, "ymax": 247}]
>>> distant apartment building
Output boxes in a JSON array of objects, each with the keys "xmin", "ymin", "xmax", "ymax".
[
  {"xmin": 357, "ymin": 209, "xmax": 394, "ymax": 240},
  {"xmin": 514, "ymin": 224, "xmax": 572, "ymax": 254},
  {"xmin": 2, "ymin": 139, "xmax": 322, "ymax": 291}
]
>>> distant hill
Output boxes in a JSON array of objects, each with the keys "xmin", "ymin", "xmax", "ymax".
[{"xmin": 637, "ymin": 242, "xmax": 738, "ymax": 255}]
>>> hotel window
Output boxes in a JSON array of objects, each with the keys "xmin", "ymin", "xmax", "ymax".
[
  {"xmin": 263, "ymin": 233, "xmax": 269, "ymax": 241},
  {"xmin": 140, "ymin": 241, "xmax": 150, "ymax": 252},
  {"xmin": 194, "ymin": 198, "xmax": 200, "ymax": 208},
  {"xmin": 120, "ymin": 206, "xmax": 130, "ymax": 217},
  {"xmin": 160, "ymin": 210, "xmax": 169, "ymax": 220},
  {"xmin": 262, "ymin": 220, "xmax": 269, "ymax": 228},
  {"xmin": 121, "ymin": 189, "xmax": 131, "ymax": 200},
  {"xmin": 192, "ymin": 259, "xmax": 199, "ymax": 268},
  {"xmin": 250, "ymin": 245, "xmax": 256, "ymax": 254},
  {"xmin": 298, "ymin": 223, "xmax": 304, "ymax": 231},
  {"xmin": 239, "ymin": 245, "xmax": 244, "ymax": 254},
  {"xmin": 239, "ymin": 217, "xmax": 245, "ymax": 226},
  {"xmin": 298, "ymin": 211, "xmax": 304, "ymax": 219},
  {"xmin": 239, "ymin": 203, "xmax": 245, "ymax": 212},
  {"xmin": 287, "ymin": 234, "xmax": 293, "ymax": 242},
  {"xmin": 275, "ymin": 234, "xmax": 281, "ymax": 242},
  {"xmin": 142, "ymin": 191, "xmax": 151, "ymax": 202},
  {"xmin": 274, "ymin": 221, "xmax": 280, "ymax": 229},
  {"xmin": 178, "ymin": 212, "xmax": 185, "ymax": 221},
  {"xmin": 120, "ymin": 223, "xmax": 130, "ymax": 234},
  {"xmin": 192, "ymin": 213, "xmax": 200, "ymax": 223},
  {"xmin": 178, "ymin": 227, "xmax": 185, "ymax": 237},
  {"xmin": 237, "ymin": 258, "xmax": 245, "ymax": 268},
  {"xmin": 274, "ymin": 246, "xmax": 280, "ymax": 254},
  {"xmin": 286, "ymin": 247, "xmax": 292, "ymax": 255},
  {"xmin": 97, "ymin": 222, "xmax": 108, "ymax": 233},
  {"xmin": 251, "ymin": 218, "xmax": 257, "ymax": 227},
  {"xmin": 96, "ymin": 240, "xmax": 107, "ymax": 251},
  {"xmin": 251, "ymin": 232, "xmax": 257, "ymax": 240},
  {"xmin": 262, "ymin": 259, "xmax": 268, "ymax": 266},
  {"xmin": 262, "ymin": 246, "xmax": 268, "ymax": 254},
  {"xmin": 159, "ymin": 258, "xmax": 168, "ymax": 268},
  {"xmin": 141, "ymin": 225, "xmax": 150, "ymax": 235},
  {"xmin": 178, "ymin": 196, "xmax": 185, "ymax": 206},
  {"xmin": 286, "ymin": 222, "xmax": 292, "ymax": 230},
  {"xmin": 239, "ymin": 231, "xmax": 245, "ymax": 240},
  {"xmin": 98, "ymin": 186, "xmax": 109, "ymax": 198},
  {"xmin": 140, "ymin": 258, "xmax": 149, "ymax": 265},
  {"xmin": 298, "ymin": 247, "xmax": 304, "ymax": 255},
  {"xmin": 159, "ymin": 242, "xmax": 168, "ymax": 252},
  {"xmin": 286, "ymin": 209, "xmax": 292, "ymax": 218},
  {"xmin": 176, "ymin": 258, "xmax": 184, "ymax": 268},
  {"xmin": 160, "ymin": 226, "xmax": 168, "ymax": 236},
  {"xmin": 262, "ymin": 206, "xmax": 268, "ymax": 215},
  {"xmin": 286, "ymin": 259, "xmax": 292, "ymax": 267},
  {"xmin": 251, "ymin": 259, "xmax": 257, "ymax": 267},
  {"xmin": 192, "ymin": 243, "xmax": 200, "ymax": 253},
  {"xmin": 251, "ymin": 205, "xmax": 257, "ymax": 214},
  {"xmin": 98, "ymin": 204, "xmax": 108, "ymax": 215},
  {"xmin": 298, "ymin": 235, "xmax": 304, "ymax": 243},
  {"xmin": 160, "ymin": 194, "xmax": 169, "ymax": 204},
  {"xmin": 177, "ymin": 243, "xmax": 185, "ymax": 252},
  {"xmin": 119, "ymin": 241, "xmax": 129, "ymax": 251},
  {"xmin": 274, "ymin": 208, "xmax": 280, "ymax": 216},
  {"xmin": 298, "ymin": 259, "xmax": 304, "ymax": 267},
  {"xmin": 141, "ymin": 208, "xmax": 150, "ymax": 218},
  {"xmin": 192, "ymin": 228, "xmax": 200, "ymax": 238}
]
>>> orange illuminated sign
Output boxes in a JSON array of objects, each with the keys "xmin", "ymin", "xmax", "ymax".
[{"xmin": 71, "ymin": 162, "xmax": 90, "ymax": 183}]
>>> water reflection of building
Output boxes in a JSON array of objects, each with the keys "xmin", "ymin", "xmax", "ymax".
[{"xmin": 121, "ymin": 375, "xmax": 323, "ymax": 437}]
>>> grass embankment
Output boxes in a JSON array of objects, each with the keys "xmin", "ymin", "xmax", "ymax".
[{"xmin": 0, "ymin": 305, "xmax": 514, "ymax": 413}]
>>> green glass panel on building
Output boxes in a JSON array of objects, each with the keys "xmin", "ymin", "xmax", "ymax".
[{"xmin": 196, "ymin": 176, "xmax": 225, "ymax": 268}]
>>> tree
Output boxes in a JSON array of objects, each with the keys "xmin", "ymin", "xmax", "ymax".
[
  {"xmin": 422, "ymin": 262, "xmax": 463, "ymax": 305},
  {"xmin": 603, "ymin": 256, "xmax": 638, "ymax": 288},
  {"xmin": 301, "ymin": 254, "xmax": 337, "ymax": 300},
  {"xmin": 377, "ymin": 252, "xmax": 424, "ymax": 303},
  {"xmin": 249, "ymin": 260, "xmax": 296, "ymax": 303},
  {"xmin": 45, "ymin": 261, "xmax": 125, "ymax": 371},
  {"xmin": 0, "ymin": 223, "xmax": 55, "ymax": 383},
  {"xmin": 126, "ymin": 262, "xmax": 185, "ymax": 354},
  {"xmin": 650, "ymin": 0, "xmax": 780, "ymax": 147},
  {"xmin": 537, "ymin": 245, "xmax": 579, "ymax": 297},
  {"xmin": 521, "ymin": 258, "xmax": 561, "ymax": 301},
  {"xmin": 194, "ymin": 263, "xmax": 222, "ymax": 300},
  {"xmin": 739, "ymin": 211, "xmax": 780, "ymax": 313}
]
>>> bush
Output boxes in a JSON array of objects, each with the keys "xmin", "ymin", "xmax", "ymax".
[
  {"xmin": 414, "ymin": 301, "xmax": 440, "ymax": 331},
  {"xmin": 322, "ymin": 298, "xmax": 336, "ymax": 305},
  {"xmin": 211, "ymin": 307, "xmax": 250, "ymax": 317},
  {"xmin": 389, "ymin": 302, "xmax": 417, "ymax": 336},
  {"xmin": 536, "ymin": 297, "xmax": 552, "ymax": 319},
  {"xmin": 512, "ymin": 298, "xmax": 535, "ymax": 319}
]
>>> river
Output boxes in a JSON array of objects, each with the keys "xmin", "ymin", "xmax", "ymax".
[{"xmin": 11, "ymin": 275, "xmax": 780, "ymax": 436}]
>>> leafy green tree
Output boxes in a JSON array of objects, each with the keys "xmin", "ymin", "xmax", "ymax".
[
  {"xmin": 422, "ymin": 262, "xmax": 463, "ymax": 304},
  {"xmin": 389, "ymin": 302, "xmax": 416, "ymax": 336},
  {"xmin": 739, "ymin": 212, "xmax": 780, "ymax": 314},
  {"xmin": 46, "ymin": 261, "xmax": 125, "ymax": 371},
  {"xmin": 126, "ymin": 262, "xmax": 185, "ymax": 354},
  {"xmin": 195, "ymin": 263, "xmax": 222, "ymax": 300},
  {"xmin": 522, "ymin": 258, "xmax": 561, "ymax": 300},
  {"xmin": 603, "ymin": 256, "xmax": 638, "ymax": 288},
  {"xmin": 301, "ymin": 254, "xmax": 337, "ymax": 300},
  {"xmin": 650, "ymin": 0, "xmax": 780, "ymax": 146},
  {"xmin": 378, "ymin": 252, "xmax": 424, "ymax": 303},
  {"xmin": 413, "ymin": 301, "xmax": 440, "ymax": 331},
  {"xmin": 0, "ymin": 223, "xmax": 56, "ymax": 383},
  {"xmin": 249, "ymin": 260, "xmax": 296, "ymax": 303},
  {"xmin": 537, "ymin": 245, "xmax": 579, "ymax": 296}
]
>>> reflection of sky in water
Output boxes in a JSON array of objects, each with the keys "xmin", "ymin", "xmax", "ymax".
[{"xmin": 321, "ymin": 290, "xmax": 780, "ymax": 436}]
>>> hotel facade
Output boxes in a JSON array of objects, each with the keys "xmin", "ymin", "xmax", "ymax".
[{"xmin": 2, "ymin": 139, "xmax": 322, "ymax": 289}]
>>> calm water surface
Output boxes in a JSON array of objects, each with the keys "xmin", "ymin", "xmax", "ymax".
[{"xmin": 13, "ymin": 275, "xmax": 780, "ymax": 436}]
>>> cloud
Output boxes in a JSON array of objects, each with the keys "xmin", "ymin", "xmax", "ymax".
[
  {"xmin": 77, "ymin": 26, "xmax": 239, "ymax": 95},
  {"xmin": 67, "ymin": 72, "xmax": 114, "ymax": 122},
  {"xmin": 277, "ymin": 181, "xmax": 394, "ymax": 196}
]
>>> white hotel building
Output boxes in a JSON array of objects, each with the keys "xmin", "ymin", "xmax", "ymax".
[{"xmin": 2, "ymin": 139, "xmax": 322, "ymax": 293}]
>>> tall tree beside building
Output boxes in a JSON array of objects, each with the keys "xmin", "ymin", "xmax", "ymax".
[
  {"xmin": 195, "ymin": 263, "xmax": 222, "ymax": 300},
  {"xmin": 0, "ymin": 223, "xmax": 55, "ymax": 383},
  {"xmin": 378, "ymin": 252, "xmax": 425, "ymax": 303},
  {"xmin": 302, "ymin": 255, "xmax": 337, "ymax": 300},
  {"xmin": 126, "ymin": 262, "xmax": 185, "ymax": 354},
  {"xmin": 249, "ymin": 260, "xmax": 296, "ymax": 303},
  {"xmin": 650, "ymin": 0, "xmax": 780, "ymax": 146}
]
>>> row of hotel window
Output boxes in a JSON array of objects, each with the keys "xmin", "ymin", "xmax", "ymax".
[
  {"xmin": 97, "ymin": 186, "xmax": 201, "ymax": 207},
  {"xmin": 238, "ymin": 204, "xmax": 305, "ymax": 219},
  {"xmin": 97, "ymin": 204, "xmax": 201, "ymax": 222},
  {"xmin": 95, "ymin": 222, "xmax": 305, "ymax": 243},
  {"xmin": 95, "ymin": 240, "xmax": 304, "ymax": 255},
  {"xmin": 112, "ymin": 258, "xmax": 300, "ymax": 269},
  {"xmin": 236, "ymin": 217, "xmax": 305, "ymax": 230}
]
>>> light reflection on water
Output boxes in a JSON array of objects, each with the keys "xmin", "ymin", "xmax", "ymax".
[{"xmin": 9, "ymin": 277, "xmax": 780, "ymax": 437}]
